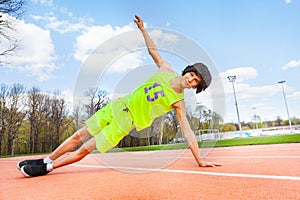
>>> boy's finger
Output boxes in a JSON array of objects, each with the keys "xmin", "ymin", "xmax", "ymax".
[{"xmin": 135, "ymin": 15, "xmax": 140, "ymax": 20}]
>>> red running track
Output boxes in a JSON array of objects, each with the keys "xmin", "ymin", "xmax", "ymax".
[{"xmin": 1, "ymin": 143, "xmax": 300, "ymax": 200}]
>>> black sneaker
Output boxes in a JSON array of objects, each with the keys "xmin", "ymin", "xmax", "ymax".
[
  {"xmin": 17, "ymin": 158, "xmax": 44, "ymax": 170},
  {"xmin": 21, "ymin": 164, "xmax": 49, "ymax": 177}
]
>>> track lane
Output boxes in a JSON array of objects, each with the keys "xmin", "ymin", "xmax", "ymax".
[{"xmin": 1, "ymin": 143, "xmax": 299, "ymax": 200}]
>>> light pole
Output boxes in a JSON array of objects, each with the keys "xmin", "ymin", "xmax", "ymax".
[
  {"xmin": 277, "ymin": 80, "xmax": 292, "ymax": 132},
  {"xmin": 227, "ymin": 75, "xmax": 243, "ymax": 136},
  {"xmin": 252, "ymin": 107, "xmax": 258, "ymax": 129}
]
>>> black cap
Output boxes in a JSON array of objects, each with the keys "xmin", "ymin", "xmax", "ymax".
[
  {"xmin": 182, "ymin": 63, "xmax": 212, "ymax": 93},
  {"xmin": 194, "ymin": 63, "xmax": 212, "ymax": 93}
]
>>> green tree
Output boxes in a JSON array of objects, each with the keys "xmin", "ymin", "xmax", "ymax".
[
  {"xmin": 220, "ymin": 123, "xmax": 236, "ymax": 132},
  {"xmin": 0, "ymin": 84, "xmax": 9, "ymax": 155},
  {"xmin": 6, "ymin": 83, "xmax": 25, "ymax": 155},
  {"xmin": 275, "ymin": 116, "xmax": 282, "ymax": 126}
]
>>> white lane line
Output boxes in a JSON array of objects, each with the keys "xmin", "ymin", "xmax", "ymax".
[
  {"xmin": 87, "ymin": 155, "xmax": 300, "ymax": 160},
  {"xmin": 207, "ymin": 147, "xmax": 300, "ymax": 153},
  {"xmin": 70, "ymin": 164, "xmax": 300, "ymax": 181},
  {"xmin": 193, "ymin": 156, "xmax": 300, "ymax": 159}
]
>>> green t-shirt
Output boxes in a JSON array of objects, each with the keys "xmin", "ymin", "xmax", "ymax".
[{"xmin": 124, "ymin": 71, "xmax": 184, "ymax": 131}]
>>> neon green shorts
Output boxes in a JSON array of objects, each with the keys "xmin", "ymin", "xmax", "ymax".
[{"xmin": 85, "ymin": 98, "xmax": 134, "ymax": 153}]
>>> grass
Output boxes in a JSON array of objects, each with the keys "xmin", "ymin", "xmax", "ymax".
[
  {"xmin": 0, "ymin": 152, "xmax": 49, "ymax": 158},
  {"xmin": 213, "ymin": 134, "xmax": 300, "ymax": 147},
  {"xmin": 1, "ymin": 134, "xmax": 299, "ymax": 157},
  {"xmin": 107, "ymin": 134, "xmax": 300, "ymax": 153}
]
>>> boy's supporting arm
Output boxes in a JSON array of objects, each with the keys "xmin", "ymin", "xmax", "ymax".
[{"xmin": 173, "ymin": 101, "xmax": 222, "ymax": 167}]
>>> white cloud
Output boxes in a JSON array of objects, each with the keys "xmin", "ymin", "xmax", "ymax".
[
  {"xmin": 288, "ymin": 91, "xmax": 300, "ymax": 100},
  {"xmin": 0, "ymin": 14, "xmax": 17, "ymax": 54},
  {"xmin": 233, "ymin": 83, "xmax": 280, "ymax": 99},
  {"xmin": 216, "ymin": 66, "xmax": 284, "ymax": 122},
  {"xmin": 47, "ymin": 19, "xmax": 88, "ymax": 34},
  {"xmin": 2, "ymin": 18, "xmax": 56, "ymax": 81},
  {"xmin": 74, "ymin": 24, "xmax": 136, "ymax": 61},
  {"xmin": 60, "ymin": 89, "xmax": 74, "ymax": 112},
  {"xmin": 107, "ymin": 51, "xmax": 145, "ymax": 73},
  {"xmin": 74, "ymin": 25, "xmax": 117, "ymax": 61},
  {"xmin": 74, "ymin": 26, "xmax": 182, "ymax": 75},
  {"xmin": 282, "ymin": 59, "xmax": 300, "ymax": 70},
  {"xmin": 73, "ymin": 24, "xmax": 142, "ymax": 73},
  {"xmin": 150, "ymin": 29, "xmax": 179, "ymax": 49},
  {"xmin": 220, "ymin": 67, "xmax": 258, "ymax": 83},
  {"xmin": 222, "ymin": 82, "xmax": 282, "ymax": 122},
  {"xmin": 218, "ymin": 68, "xmax": 297, "ymax": 122},
  {"xmin": 31, "ymin": 12, "xmax": 92, "ymax": 34},
  {"xmin": 284, "ymin": 0, "xmax": 292, "ymax": 4},
  {"xmin": 31, "ymin": 0, "xmax": 53, "ymax": 6}
]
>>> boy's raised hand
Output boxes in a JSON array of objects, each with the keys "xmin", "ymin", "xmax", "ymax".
[{"xmin": 134, "ymin": 15, "xmax": 144, "ymax": 29}]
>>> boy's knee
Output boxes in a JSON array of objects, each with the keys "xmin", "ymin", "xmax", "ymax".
[
  {"xmin": 72, "ymin": 132, "xmax": 82, "ymax": 143},
  {"xmin": 76, "ymin": 146, "xmax": 90, "ymax": 157},
  {"xmin": 75, "ymin": 126, "xmax": 91, "ymax": 141}
]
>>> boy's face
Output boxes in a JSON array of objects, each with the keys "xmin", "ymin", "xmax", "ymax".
[{"xmin": 182, "ymin": 72, "xmax": 202, "ymax": 88}]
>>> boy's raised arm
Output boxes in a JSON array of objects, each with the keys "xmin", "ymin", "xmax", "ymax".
[{"xmin": 134, "ymin": 15, "xmax": 171, "ymax": 69}]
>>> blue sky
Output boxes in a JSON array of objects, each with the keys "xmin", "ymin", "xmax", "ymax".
[{"xmin": 1, "ymin": 0, "xmax": 300, "ymax": 123}]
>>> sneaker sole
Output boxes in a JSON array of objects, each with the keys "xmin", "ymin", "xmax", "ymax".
[
  {"xmin": 20, "ymin": 166, "xmax": 32, "ymax": 178},
  {"xmin": 16, "ymin": 159, "xmax": 45, "ymax": 170},
  {"xmin": 17, "ymin": 161, "xmax": 22, "ymax": 170}
]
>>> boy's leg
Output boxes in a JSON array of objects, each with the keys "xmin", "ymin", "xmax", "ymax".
[
  {"xmin": 49, "ymin": 126, "xmax": 92, "ymax": 161},
  {"xmin": 20, "ymin": 137, "xmax": 96, "ymax": 177},
  {"xmin": 17, "ymin": 126, "xmax": 92, "ymax": 169},
  {"xmin": 52, "ymin": 137, "xmax": 96, "ymax": 169}
]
